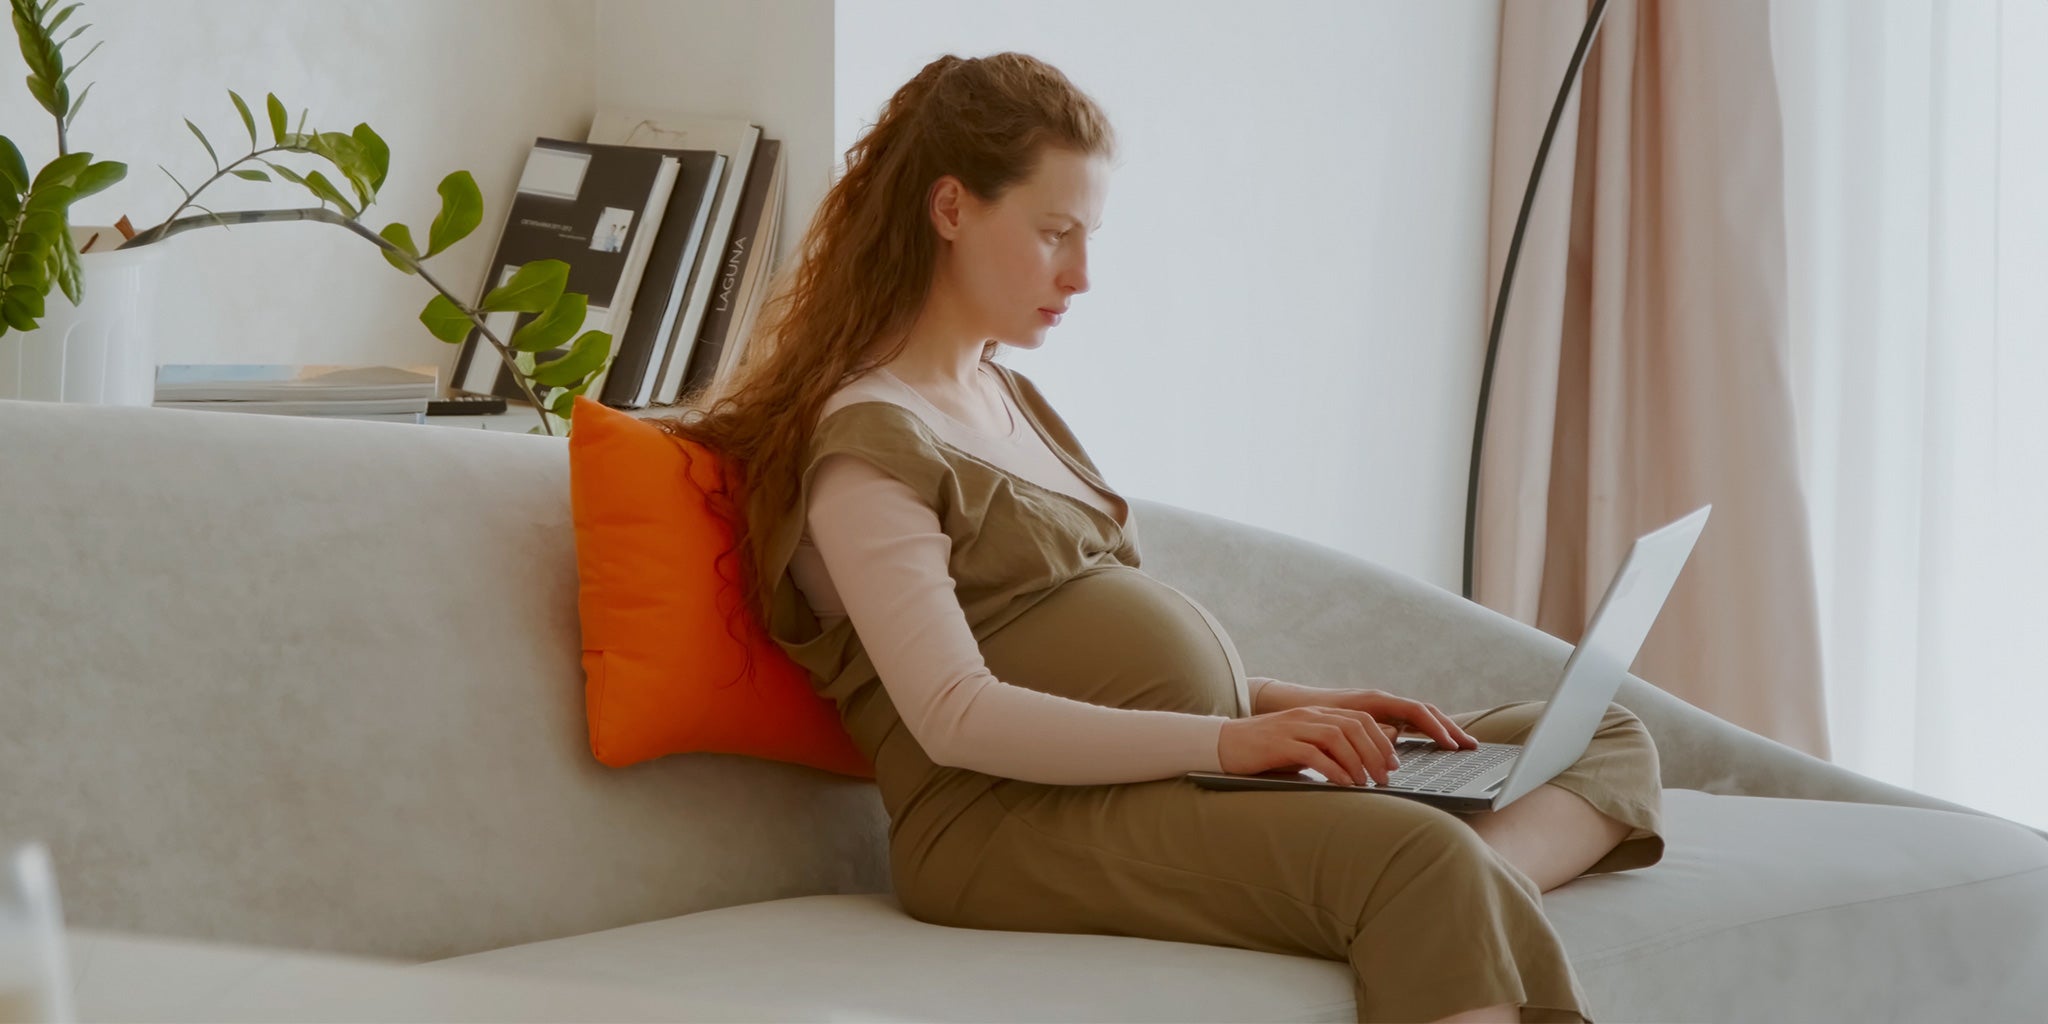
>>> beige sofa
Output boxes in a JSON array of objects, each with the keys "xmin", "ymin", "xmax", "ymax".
[{"xmin": 3, "ymin": 396, "xmax": 2045, "ymax": 1022}]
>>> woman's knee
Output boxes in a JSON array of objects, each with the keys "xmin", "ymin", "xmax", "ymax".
[
  {"xmin": 1597, "ymin": 701, "xmax": 1654, "ymax": 742},
  {"xmin": 1357, "ymin": 798, "xmax": 1510, "ymax": 874}
]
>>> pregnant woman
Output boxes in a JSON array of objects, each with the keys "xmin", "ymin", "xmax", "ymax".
[{"xmin": 655, "ymin": 53, "xmax": 1665, "ymax": 1024}]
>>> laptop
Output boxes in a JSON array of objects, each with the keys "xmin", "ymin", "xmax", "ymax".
[{"xmin": 1186, "ymin": 504, "xmax": 1711, "ymax": 813}]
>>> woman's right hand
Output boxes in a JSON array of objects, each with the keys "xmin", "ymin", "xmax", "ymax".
[{"xmin": 1217, "ymin": 706, "xmax": 1402, "ymax": 787}]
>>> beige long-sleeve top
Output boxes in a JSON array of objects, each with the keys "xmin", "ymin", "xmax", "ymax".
[{"xmin": 787, "ymin": 363, "xmax": 1274, "ymax": 785}]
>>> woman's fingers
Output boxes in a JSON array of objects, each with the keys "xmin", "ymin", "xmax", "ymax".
[
  {"xmin": 1292, "ymin": 741, "xmax": 1357, "ymax": 789},
  {"xmin": 1308, "ymin": 721, "xmax": 1371, "ymax": 786},
  {"xmin": 1343, "ymin": 709, "xmax": 1399, "ymax": 769},
  {"xmin": 1400, "ymin": 698, "xmax": 1478, "ymax": 749},
  {"xmin": 1316, "ymin": 710, "xmax": 1396, "ymax": 785}
]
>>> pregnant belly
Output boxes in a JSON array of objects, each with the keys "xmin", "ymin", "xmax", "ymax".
[{"xmin": 975, "ymin": 565, "xmax": 1246, "ymax": 720}]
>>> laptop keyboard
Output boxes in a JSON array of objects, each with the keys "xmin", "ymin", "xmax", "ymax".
[{"xmin": 1385, "ymin": 741, "xmax": 1518, "ymax": 793}]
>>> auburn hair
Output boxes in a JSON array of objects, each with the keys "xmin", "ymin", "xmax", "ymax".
[{"xmin": 647, "ymin": 52, "xmax": 1119, "ymax": 646}]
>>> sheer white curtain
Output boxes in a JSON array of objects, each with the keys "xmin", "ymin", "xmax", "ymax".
[{"xmin": 1771, "ymin": 0, "xmax": 2048, "ymax": 831}]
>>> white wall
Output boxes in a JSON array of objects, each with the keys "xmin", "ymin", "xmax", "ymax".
[
  {"xmin": 591, "ymin": 0, "xmax": 834, "ymax": 273},
  {"xmin": 836, "ymin": 0, "xmax": 1503, "ymax": 586}
]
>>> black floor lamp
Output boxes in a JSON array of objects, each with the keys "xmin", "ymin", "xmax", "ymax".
[{"xmin": 1461, "ymin": 0, "xmax": 1612, "ymax": 601}]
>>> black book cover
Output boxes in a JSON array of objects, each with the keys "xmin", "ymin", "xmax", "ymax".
[
  {"xmin": 597, "ymin": 148, "xmax": 722, "ymax": 407},
  {"xmin": 682, "ymin": 137, "xmax": 781, "ymax": 398},
  {"xmin": 450, "ymin": 137, "xmax": 669, "ymax": 403}
]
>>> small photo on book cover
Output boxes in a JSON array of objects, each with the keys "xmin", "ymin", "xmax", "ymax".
[{"xmin": 592, "ymin": 208, "xmax": 634, "ymax": 253}]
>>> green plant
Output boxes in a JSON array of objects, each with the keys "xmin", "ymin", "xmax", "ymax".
[
  {"xmin": 115, "ymin": 94, "xmax": 608, "ymax": 436},
  {"xmin": 3, "ymin": 0, "xmax": 610, "ymax": 435},
  {"xmin": 0, "ymin": 0, "xmax": 126, "ymax": 337}
]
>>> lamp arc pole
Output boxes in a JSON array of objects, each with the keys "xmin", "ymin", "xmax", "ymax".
[{"xmin": 1462, "ymin": 0, "xmax": 1612, "ymax": 602}]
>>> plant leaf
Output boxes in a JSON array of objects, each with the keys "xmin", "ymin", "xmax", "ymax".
[
  {"xmin": 259, "ymin": 159, "xmax": 306, "ymax": 187},
  {"xmin": 185, "ymin": 118, "xmax": 218, "ymax": 171},
  {"xmin": 377, "ymin": 221, "xmax": 418, "ymax": 274},
  {"xmin": 350, "ymin": 122, "xmax": 388, "ymax": 192},
  {"xmin": 0, "ymin": 136, "xmax": 28, "ymax": 192},
  {"xmin": 311, "ymin": 130, "xmax": 373, "ymax": 207},
  {"xmin": 228, "ymin": 89, "xmax": 256, "ymax": 148},
  {"xmin": 265, "ymin": 92, "xmax": 286, "ymax": 144},
  {"xmin": 8, "ymin": 283, "xmax": 46, "ymax": 319},
  {"xmin": 15, "ymin": 10, "xmax": 53, "ymax": 73},
  {"xmin": 23, "ymin": 74, "xmax": 58, "ymax": 120},
  {"xmin": 188, "ymin": 203, "xmax": 233, "ymax": 232},
  {"xmin": 30, "ymin": 149, "xmax": 89, "ymax": 189},
  {"xmin": 378, "ymin": 220, "xmax": 419, "ymax": 258},
  {"xmin": 300, "ymin": 169, "xmax": 357, "ymax": 218},
  {"xmin": 24, "ymin": 183, "xmax": 75, "ymax": 215},
  {"xmin": 418, "ymin": 294, "xmax": 472, "ymax": 344},
  {"xmin": 511, "ymin": 292, "xmax": 586, "ymax": 352},
  {"xmin": 1, "ymin": 296, "xmax": 38, "ymax": 331},
  {"xmin": 479, "ymin": 258, "xmax": 566, "ymax": 314},
  {"xmin": 531, "ymin": 329, "xmax": 609, "ymax": 388},
  {"xmin": 11, "ymin": 255, "xmax": 48, "ymax": 293},
  {"xmin": 46, "ymin": 3, "xmax": 77, "ymax": 36},
  {"xmin": 63, "ymin": 79, "xmax": 89, "ymax": 123},
  {"xmin": 70, "ymin": 158, "xmax": 122, "ymax": 198},
  {"xmin": 156, "ymin": 163, "xmax": 189, "ymax": 197},
  {"xmin": 22, "ymin": 209, "xmax": 62, "ymax": 238},
  {"xmin": 51, "ymin": 227, "xmax": 79, "ymax": 304},
  {"xmin": 228, "ymin": 167, "xmax": 268, "ymax": 182},
  {"xmin": 424, "ymin": 170, "xmax": 480, "ymax": 257},
  {"xmin": 53, "ymin": 37, "xmax": 95, "ymax": 86},
  {"xmin": 546, "ymin": 376, "xmax": 593, "ymax": 418}
]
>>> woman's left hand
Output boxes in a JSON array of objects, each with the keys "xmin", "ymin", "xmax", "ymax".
[{"xmin": 1251, "ymin": 680, "xmax": 1479, "ymax": 751}]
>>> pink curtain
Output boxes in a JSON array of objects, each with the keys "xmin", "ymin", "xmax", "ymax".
[{"xmin": 1478, "ymin": 0, "xmax": 1831, "ymax": 759}]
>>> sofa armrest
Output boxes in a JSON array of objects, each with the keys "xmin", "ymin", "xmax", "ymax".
[{"xmin": 1126, "ymin": 497, "xmax": 2047, "ymax": 843}]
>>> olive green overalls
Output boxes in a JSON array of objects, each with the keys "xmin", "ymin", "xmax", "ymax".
[{"xmin": 755, "ymin": 363, "xmax": 1665, "ymax": 1023}]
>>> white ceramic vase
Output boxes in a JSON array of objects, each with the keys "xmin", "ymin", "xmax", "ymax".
[{"xmin": 0, "ymin": 225, "xmax": 167, "ymax": 406}]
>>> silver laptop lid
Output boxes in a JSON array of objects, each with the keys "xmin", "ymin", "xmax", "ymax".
[{"xmin": 1490, "ymin": 504, "xmax": 1712, "ymax": 810}]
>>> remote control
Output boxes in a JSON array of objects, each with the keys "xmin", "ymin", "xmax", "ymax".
[{"xmin": 427, "ymin": 394, "xmax": 508, "ymax": 416}]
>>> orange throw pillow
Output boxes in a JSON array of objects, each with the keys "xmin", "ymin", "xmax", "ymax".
[{"xmin": 567, "ymin": 395, "xmax": 874, "ymax": 778}]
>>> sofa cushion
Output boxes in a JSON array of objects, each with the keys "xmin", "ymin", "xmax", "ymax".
[
  {"xmin": 568, "ymin": 395, "xmax": 872, "ymax": 777},
  {"xmin": 421, "ymin": 788, "xmax": 2048, "ymax": 1022}
]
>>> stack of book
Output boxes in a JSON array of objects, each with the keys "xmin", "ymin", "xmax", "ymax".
[
  {"xmin": 450, "ymin": 108, "xmax": 787, "ymax": 410},
  {"xmin": 153, "ymin": 364, "xmax": 439, "ymax": 423}
]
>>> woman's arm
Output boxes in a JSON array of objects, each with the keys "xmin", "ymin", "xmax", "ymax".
[
  {"xmin": 804, "ymin": 453, "xmax": 1231, "ymax": 784},
  {"xmin": 1248, "ymin": 676, "xmax": 1275, "ymax": 711}
]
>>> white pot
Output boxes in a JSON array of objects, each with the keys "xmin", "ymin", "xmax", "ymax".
[{"xmin": 0, "ymin": 225, "xmax": 167, "ymax": 406}]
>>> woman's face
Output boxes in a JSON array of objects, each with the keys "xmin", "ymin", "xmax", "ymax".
[{"xmin": 931, "ymin": 148, "xmax": 1108, "ymax": 350}]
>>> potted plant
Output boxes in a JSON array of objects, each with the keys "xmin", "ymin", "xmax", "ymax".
[
  {"xmin": 0, "ymin": 0, "xmax": 136, "ymax": 403},
  {"xmin": 0, "ymin": 0, "xmax": 610, "ymax": 435}
]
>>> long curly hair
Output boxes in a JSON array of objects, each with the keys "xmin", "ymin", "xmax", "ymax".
[{"xmin": 647, "ymin": 52, "xmax": 1119, "ymax": 643}]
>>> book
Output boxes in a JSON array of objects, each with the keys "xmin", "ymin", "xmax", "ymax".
[
  {"xmin": 711, "ymin": 141, "xmax": 788, "ymax": 391},
  {"xmin": 587, "ymin": 110, "xmax": 762, "ymax": 406},
  {"xmin": 155, "ymin": 397, "xmax": 432, "ymax": 416},
  {"xmin": 451, "ymin": 138, "xmax": 680, "ymax": 405},
  {"xmin": 154, "ymin": 364, "xmax": 437, "ymax": 402},
  {"xmin": 711, "ymin": 138, "xmax": 786, "ymax": 389},
  {"xmin": 681, "ymin": 137, "xmax": 784, "ymax": 400},
  {"xmin": 593, "ymin": 148, "xmax": 725, "ymax": 407}
]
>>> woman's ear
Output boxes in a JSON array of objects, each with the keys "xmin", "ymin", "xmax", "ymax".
[{"xmin": 929, "ymin": 175, "xmax": 967, "ymax": 242}]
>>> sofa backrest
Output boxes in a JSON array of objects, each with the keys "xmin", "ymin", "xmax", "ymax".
[
  {"xmin": 2, "ymin": 398, "xmax": 1992, "ymax": 962},
  {"xmin": 2, "ymin": 400, "xmax": 896, "ymax": 961}
]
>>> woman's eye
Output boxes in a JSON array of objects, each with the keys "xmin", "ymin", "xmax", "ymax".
[{"xmin": 1048, "ymin": 230, "xmax": 1067, "ymax": 242}]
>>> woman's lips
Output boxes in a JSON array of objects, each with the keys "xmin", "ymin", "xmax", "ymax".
[{"xmin": 1039, "ymin": 308, "xmax": 1062, "ymax": 325}]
